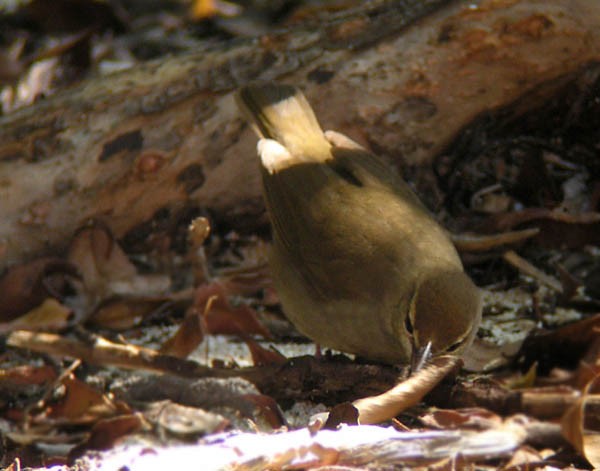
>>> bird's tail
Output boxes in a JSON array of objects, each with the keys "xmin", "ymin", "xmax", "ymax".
[{"xmin": 236, "ymin": 84, "xmax": 330, "ymax": 158}]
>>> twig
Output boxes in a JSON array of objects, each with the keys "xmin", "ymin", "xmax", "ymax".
[
  {"xmin": 451, "ymin": 228, "xmax": 540, "ymax": 252},
  {"xmin": 6, "ymin": 330, "xmax": 230, "ymax": 379},
  {"xmin": 502, "ymin": 250, "xmax": 563, "ymax": 292},
  {"xmin": 5, "ymin": 331, "xmax": 399, "ymax": 403}
]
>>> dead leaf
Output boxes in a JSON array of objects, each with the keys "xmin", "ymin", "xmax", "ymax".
[
  {"xmin": 503, "ymin": 362, "xmax": 538, "ymax": 390},
  {"xmin": 24, "ymin": 0, "xmax": 125, "ymax": 33},
  {"xmin": 68, "ymin": 223, "xmax": 137, "ymax": 299},
  {"xmin": 518, "ymin": 314, "xmax": 600, "ymax": 374},
  {"xmin": 240, "ymin": 394, "xmax": 287, "ymax": 429},
  {"xmin": 160, "ymin": 308, "xmax": 205, "ymax": 358},
  {"xmin": 145, "ymin": 400, "xmax": 229, "ymax": 438},
  {"xmin": 0, "ymin": 298, "xmax": 73, "ymax": 334},
  {"xmin": 470, "ymin": 183, "xmax": 513, "ymax": 214},
  {"xmin": 0, "ymin": 365, "xmax": 57, "ymax": 390},
  {"xmin": 462, "ymin": 337, "xmax": 522, "ymax": 372},
  {"xmin": 46, "ymin": 374, "xmax": 129, "ymax": 424},
  {"xmin": 89, "ymin": 297, "xmax": 170, "ymax": 330},
  {"xmin": 561, "ymin": 375, "xmax": 600, "ymax": 468},
  {"xmin": 323, "ymin": 402, "xmax": 359, "ymax": 430},
  {"xmin": 353, "ymin": 355, "xmax": 461, "ymax": 425},
  {"xmin": 218, "ymin": 261, "xmax": 273, "ymax": 299},
  {"xmin": 0, "ymin": 39, "xmax": 26, "ymax": 84},
  {"xmin": 556, "ymin": 263, "xmax": 583, "ymax": 300},
  {"xmin": 574, "ymin": 336, "xmax": 600, "ymax": 390},
  {"xmin": 0, "ymin": 258, "xmax": 78, "ymax": 321},
  {"xmin": 502, "ymin": 445, "xmax": 545, "ymax": 470},
  {"xmin": 420, "ymin": 408, "xmax": 502, "ymax": 430},
  {"xmin": 67, "ymin": 223, "xmax": 170, "ymax": 314},
  {"xmin": 69, "ymin": 414, "xmax": 145, "ymax": 460},
  {"xmin": 195, "ymin": 282, "xmax": 271, "ymax": 338},
  {"xmin": 243, "ymin": 336, "xmax": 286, "ymax": 366}
]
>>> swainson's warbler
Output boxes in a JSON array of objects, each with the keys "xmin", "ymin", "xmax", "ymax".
[{"xmin": 236, "ymin": 84, "xmax": 482, "ymax": 367}]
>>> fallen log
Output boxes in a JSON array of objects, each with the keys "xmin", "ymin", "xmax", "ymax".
[{"xmin": 1, "ymin": 0, "xmax": 599, "ymax": 270}]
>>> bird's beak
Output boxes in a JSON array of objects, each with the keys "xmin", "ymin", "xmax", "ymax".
[{"xmin": 410, "ymin": 341, "xmax": 432, "ymax": 374}]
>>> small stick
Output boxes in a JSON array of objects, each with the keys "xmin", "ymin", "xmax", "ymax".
[
  {"xmin": 6, "ymin": 330, "xmax": 234, "ymax": 379},
  {"xmin": 451, "ymin": 228, "xmax": 540, "ymax": 252},
  {"xmin": 502, "ymin": 250, "xmax": 562, "ymax": 292}
]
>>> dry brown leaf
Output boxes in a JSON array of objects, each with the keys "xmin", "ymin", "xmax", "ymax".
[
  {"xmin": 4, "ymin": 426, "xmax": 72, "ymax": 446},
  {"xmin": 0, "ymin": 39, "xmax": 26, "ymax": 84},
  {"xmin": 218, "ymin": 262, "xmax": 273, "ymax": 299},
  {"xmin": 24, "ymin": 0, "xmax": 125, "ymax": 33},
  {"xmin": 240, "ymin": 394, "xmax": 287, "ymax": 429},
  {"xmin": 195, "ymin": 282, "xmax": 271, "ymax": 338},
  {"xmin": 160, "ymin": 309, "xmax": 205, "ymax": 358},
  {"xmin": 0, "ymin": 257, "xmax": 78, "ymax": 321},
  {"xmin": 68, "ymin": 223, "xmax": 170, "ymax": 314},
  {"xmin": 243, "ymin": 336, "xmax": 286, "ymax": 366},
  {"xmin": 68, "ymin": 224, "xmax": 137, "ymax": 299},
  {"xmin": 0, "ymin": 298, "xmax": 73, "ymax": 334},
  {"xmin": 502, "ymin": 445, "xmax": 545, "ymax": 470},
  {"xmin": 69, "ymin": 414, "xmax": 145, "ymax": 460},
  {"xmin": 46, "ymin": 374, "xmax": 129, "ymax": 424},
  {"xmin": 503, "ymin": 362, "xmax": 538, "ymax": 390},
  {"xmin": 89, "ymin": 297, "xmax": 169, "ymax": 330},
  {"xmin": 323, "ymin": 402, "xmax": 359, "ymax": 430},
  {"xmin": 0, "ymin": 365, "xmax": 56, "ymax": 388},
  {"xmin": 144, "ymin": 400, "xmax": 229, "ymax": 438},
  {"xmin": 574, "ymin": 336, "xmax": 600, "ymax": 390},
  {"xmin": 517, "ymin": 314, "xmax": 600, "ymax": 376},
  {"xmin": 353, "ymin": 355, "xmax": 461, "ymax": 425},
  {"xmin": 462, "ymin": 337, "xmax": 523, "ymax": 372},
  {"xmin": 420, "ymin": 407, "xmax": 502, "ymax": 430},
  {"xmin": 561, "ymin": 375, "xmax": 600, "ymax": 468}
]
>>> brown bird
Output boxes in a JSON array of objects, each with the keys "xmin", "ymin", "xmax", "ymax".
[{"xmin": 236, "ymin": 84, "xmax": 482, "ymax": 366}]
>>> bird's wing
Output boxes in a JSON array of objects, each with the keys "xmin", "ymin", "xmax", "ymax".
[{"xmin": 324, "ymin": 129, "xmax": 430, "ymax": 211}]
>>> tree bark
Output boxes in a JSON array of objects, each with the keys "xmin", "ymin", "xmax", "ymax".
[{"xmin": 1, "ymin": 0, "xmax": 599, "ymax": 270}]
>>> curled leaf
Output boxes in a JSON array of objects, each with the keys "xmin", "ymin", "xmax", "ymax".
[
  {"xmin": 0, "ymin": 258, "xmax": 78, "ymax": 321},
  {"xmin": 160, "ymin": 309, "xmax": 205, "ymax": 358},
  {"xmin": 0, "ymin": 298, "xmax": 73, "ymax": 334},
  {"xmin": 561, "ymin": 375, "xmax": 600, "ymax": 468},
  {"xmin": 89, "ymin": 297, "xmax": 170, "ymax": 330},
  {"xmin": 195, "ymin": 282, "xmax": 271, "ymax": 338}
]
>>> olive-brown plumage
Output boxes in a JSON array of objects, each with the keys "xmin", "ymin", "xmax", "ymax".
[{"xmin": 236, "ymin": 84, "xmax": 482, "ymax": 365}]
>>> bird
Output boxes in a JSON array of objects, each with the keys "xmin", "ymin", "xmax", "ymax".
[{"xmin": 236, "ymin": 83, "xmax": 482, "ymax": 367}]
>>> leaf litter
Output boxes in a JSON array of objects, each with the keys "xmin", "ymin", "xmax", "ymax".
[{"xmin": 1, "ymin": 1, "xmax": 600, "ymax": 469}]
